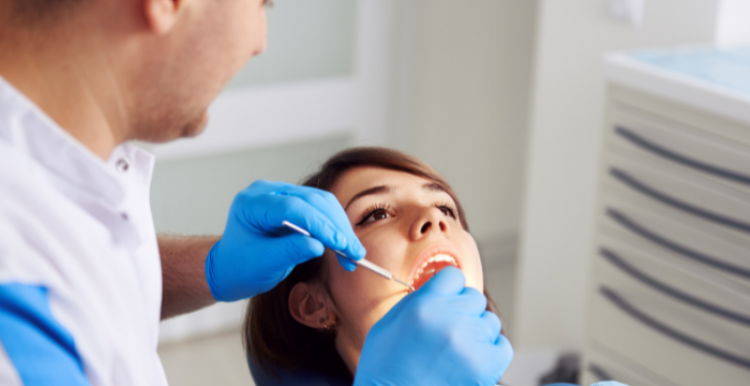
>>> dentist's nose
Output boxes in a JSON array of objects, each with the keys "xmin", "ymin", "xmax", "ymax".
[{"xmin": 410, "ymin": 208, "xmax": 449, "ymax": 241}]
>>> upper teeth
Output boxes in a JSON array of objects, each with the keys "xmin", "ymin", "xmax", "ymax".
[{"xmin": 414, "ymin": 254, "xmax": 457, "ymax": 277}]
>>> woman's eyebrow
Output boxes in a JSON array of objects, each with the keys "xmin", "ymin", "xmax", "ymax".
[
  {"xmin": 345, "ymin": 185, "xmax": 392, "ymax": 210},
  {"xmin": 422, "ymin": 182, "xmax": 447, "ymax": 194}
]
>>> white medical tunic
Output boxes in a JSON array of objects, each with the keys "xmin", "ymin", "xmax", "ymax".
[{"xmin": 0, "ymin": 76, "xmax": 168, "ymax": 385}]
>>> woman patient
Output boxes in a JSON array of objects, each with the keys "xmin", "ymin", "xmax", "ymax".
[{"xmin": 244, "ymin": 147, "xmax": 499, "ymax": 383}]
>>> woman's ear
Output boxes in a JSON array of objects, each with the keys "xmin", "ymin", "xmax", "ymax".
[
  {"xmin": 143, "ymin": 0, "xmax": 180, "ymax": 35},
  {"xmin": 289, "ymin": 282, "xmax": 336, "ymax": 330}
]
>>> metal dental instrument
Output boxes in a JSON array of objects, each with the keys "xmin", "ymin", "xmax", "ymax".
[{"xmin": 282, "ymin": 220, "xmax": 415, "ymax": 292}]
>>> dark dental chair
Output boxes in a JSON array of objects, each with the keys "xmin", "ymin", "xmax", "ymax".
[{"xmin": 248, "ymin": 353, "xmax": 578, "ymax": 386}]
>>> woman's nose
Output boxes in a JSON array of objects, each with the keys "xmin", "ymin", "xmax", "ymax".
[{"xmin": 410, "ymin": 208, "xmax": 449, "ymax": 240}]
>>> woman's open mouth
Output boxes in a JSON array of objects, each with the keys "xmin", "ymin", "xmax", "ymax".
[{"xmin": 408, "ymin": 248, "xmax": 461, "ymax": 291}]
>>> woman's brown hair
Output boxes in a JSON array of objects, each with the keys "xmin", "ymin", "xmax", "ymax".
[{"xmin": 243, "ymin": 147, "xmax": 498, "ymax": 383}]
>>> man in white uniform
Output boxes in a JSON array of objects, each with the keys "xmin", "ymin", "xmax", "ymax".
[{"xmin": 0, "ymin": 0, "xmax": 513, "ymax": 385}]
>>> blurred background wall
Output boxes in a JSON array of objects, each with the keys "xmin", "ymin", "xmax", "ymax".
[
  {"xmin": 150, "ymin": 1, "xmax": 742, "ymax": 385},
  {"xmin": 515, "ymin": 0, "xmax": 720, "ymax": 351},
  {"xmin": 154, "ymin": 0, "xmax": 538, "ymax": 345},
  {"xmin": 401, "ymin": 0, "xmax": 539, "ymax": 336}
]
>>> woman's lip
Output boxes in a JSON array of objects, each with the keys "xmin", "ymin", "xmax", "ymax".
[{"xmin": 407, "ymin": 244, "xmax": 463, "ymax": 285}]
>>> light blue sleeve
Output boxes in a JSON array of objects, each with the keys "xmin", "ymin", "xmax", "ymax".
[{"xmin": 0, "ymin": 282, "xmax": 91, "ymax": 385}]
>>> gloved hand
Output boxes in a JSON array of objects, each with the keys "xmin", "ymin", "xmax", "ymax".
[
  {"xmin": 205, "ymin": 180, "xmax": 366, "ymax": 301},
  {"xmin": 354, "ymin": 267, "xmax": 513, "ymax": 386}
]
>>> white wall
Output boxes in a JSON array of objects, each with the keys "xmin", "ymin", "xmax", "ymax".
[
  {"xmin": 386, "ymin": 0, "xmax": 539, "ymax": 329},
  {"xmin": 514, "ymin": 0, "xmax": 720, "ymax": 350},
  {"xmin": 155, "ymin": 0, "xmax": 393, "ymax": 343},
  {"xmin": 228, "ymin": 0, "xmax": 355, "ymax": 88},
  {"xmin": 155, "ymin": 136, "xmax": 352, "ymax": 343},
  {"xmin": 716, "ymin": 0, "xmax": 750, "ymax": 48},
  {"xmin": 403, "ymin": 0, "xmax": 538, "ymax": 245}
]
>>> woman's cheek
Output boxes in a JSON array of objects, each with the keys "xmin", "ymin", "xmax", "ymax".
[
  {"xmin": 326, "ymin": 251, "xmax": 391, "ymax": 316},
  {"xmin": 357, "ymin": 236, "xmax": 403, "ymax": 280},
  {"xmin": 463, "ymin": 235, "xmax": 484, "ymax": 291}
]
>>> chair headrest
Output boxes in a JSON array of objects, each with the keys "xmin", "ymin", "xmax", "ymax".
[
  {"xmin": 246, "ymin": 335, "xmax": 349, "ymax": 386},
  {"xmin": 247, "ymin": 353, "xmax": 349, "ymax": 386},
  {"xmin": 248, "ymin": 352, "xmax": 579, "ymax": 386},
  {"xmin": 246, "ymin": 336, "xmax": 580, "ymax": 386}
]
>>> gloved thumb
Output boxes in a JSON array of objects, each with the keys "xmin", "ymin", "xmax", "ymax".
[
  {"xmin": 277, "ymin": 234, "xmax": 325, "ymax": 266},
  {"xmin": 418, "ymin": 266, "xmax": 465, "ymax": 296},
  {"xmin": 336, "ymin": 254, "xmax": 358, "ymax": 272}
]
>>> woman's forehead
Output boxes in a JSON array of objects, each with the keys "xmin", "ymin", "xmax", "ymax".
[{"xmin": 332, "ymin": 167, "xmax": 450, "ymax": 206}]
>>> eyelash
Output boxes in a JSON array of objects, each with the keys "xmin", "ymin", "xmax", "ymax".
[
  {"xmin": 356, "ymin": 203, "xmax": 391, "ymax": 226},
  {"xmin": 354, "ymin": 201, "xmax": 458, "ymax": 226},
  {"xmin": 435, "ymin": 201, "xmax": 458, "ymax": 219},
  {"xmin": 263, "ymin": 0, "xmax": 275, "ymax": 8}
]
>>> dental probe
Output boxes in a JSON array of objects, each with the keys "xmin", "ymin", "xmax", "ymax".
[{"xmin": 282, "ymin": 220, "xmax": 415, "ymax": 292}]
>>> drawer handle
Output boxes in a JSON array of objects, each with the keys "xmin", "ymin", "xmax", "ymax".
[
  {"xmin": 610, "ymin": 168, "xmax": 750, "ymax": 233},
  {"xmin": 588, "ymin": 363, "xmax": 613, "ymax": 382},
  {"xmin": 607, "ymin": 209, "xmax": 750, "ymax": 280},
  {"xmin": 615, "ymin": 127, "xmax": 750, "ymax": 186},
  {"xmin": 601, "ymin": 248, "xmax": 750, "ymax": 327},
  {"xmin": 599, "ymin": 286, "xmax": 750, "ymax": 371}
]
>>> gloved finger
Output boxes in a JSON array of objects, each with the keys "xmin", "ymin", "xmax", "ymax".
[
  {"xmin": 418, "ymin": 266, "xmax": 465, "ymax": 296},
  {"xmin": 242, "ymin": 179, "xmax": 277, "ymax": 195},
  {"xmin": 440, "ymin": 286, "xmax": 486, "ymax": 316},
  {"xmin": 471, "ymin": 332, "xmax": 513, "ymax": 380},
  {"xmin": 278, "ymin": 234, "xmax": 325, "ymax": 266},
  {"xmin": 273, "ymin": 197, "xmax": 363, "ymax": 273},
  {"xmin": 491, "ymin": 334, "xmax": 514, "ymax": 376},
  {"xmin": 336, "ymin": 253, "xmax": 357, "ymax": 272},
  {"xmin": 260, "ymin": 195, "xmax": 347, "ymax": 252},
  {"xmin": 477, "ymin": 311, "xmax": 502, "ymax": 343},
  {"xmin": 255, "ymin": 179, "xmax": 287, "ymax": 191},
  {"xmin": 274, "ymin": 184, "xmax": 366, "ymax": 260},
  {"xmin": 457, "ymin": 287, "xmax": 489, "ymax": 315},
  {"xmin": 279, "ymin": 184, "xmax": 349, "ymax": 225}
]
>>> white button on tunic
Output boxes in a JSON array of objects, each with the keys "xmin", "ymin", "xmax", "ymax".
[{"xmin": 0, "ymin": 76, "xmax": 168, "ymax": 385}]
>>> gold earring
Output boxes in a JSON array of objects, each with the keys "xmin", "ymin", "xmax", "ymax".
[{"xmin": 319, "ymin": 316, "xmax": 336, "ymax": 330}]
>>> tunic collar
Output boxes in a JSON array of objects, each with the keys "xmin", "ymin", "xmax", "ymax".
[{"xmin": 0, "ymin": 75, "xmax": 154, "ymax": 208}]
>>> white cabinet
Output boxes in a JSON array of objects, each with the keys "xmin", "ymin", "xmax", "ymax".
[{"xmin": 584, "ymin": 48, "xmax": 750, "ymax": 385}]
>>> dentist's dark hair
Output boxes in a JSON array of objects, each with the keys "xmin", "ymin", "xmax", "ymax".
[{"xmin": 243, "ymin": 147, "xmax": 498, "ymax": 383}]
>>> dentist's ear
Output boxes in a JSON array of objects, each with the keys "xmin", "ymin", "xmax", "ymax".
[
  {"xmin": 143, "ymin": 0, "xmax": 180, "ymax": 35},
  {"xmin": 289, "ymin": 282, "xmax": 337, "ymax": 330}
]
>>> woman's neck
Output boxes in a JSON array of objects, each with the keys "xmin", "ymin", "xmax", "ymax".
[{"xmin": 335, "ymin": 329, "xmax": 363, "ymax": 376}]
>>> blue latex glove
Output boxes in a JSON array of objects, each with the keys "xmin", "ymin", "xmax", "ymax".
[
  {"xmin": 205, "ymin": 180, "xmax": 366, "ymax": 301},
  {"xmin": 354, "ymin": 267, "xmax": 513, "ymax": 386},
  {"xmin": 543, "ymin": 383, "xmax": 628, "ymax": 386}
]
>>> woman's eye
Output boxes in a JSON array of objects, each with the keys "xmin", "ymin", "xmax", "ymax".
[
  {"xmin": 358, "ymin": 209, "xmax": 390, "ymax": 225},
  {"xmin": 438, "ymin": 206, "xmax": 456, "ymax": 219}
]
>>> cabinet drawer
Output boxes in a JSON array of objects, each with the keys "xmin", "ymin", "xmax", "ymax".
[
  {"xmin": 587, "ymin": 241, "xmax": 750, "ymax": 386},
  {"xmin": 582, "ymin": 347, "xmax": 676, "ymax": 386},
  {"xmin": 594, "ymin": 236, "xmax": 750, "ymax": 332},
  {"xmin": 609, "ymin": 110, "xmax": 750, "ymax": 195},
  {"xmin": 603, "ymin": 154, "xmax": 750, "ymax": 241},
  {"xmin": 598, "ymin": 199, "xmax": 750, "ymax": 295}
]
